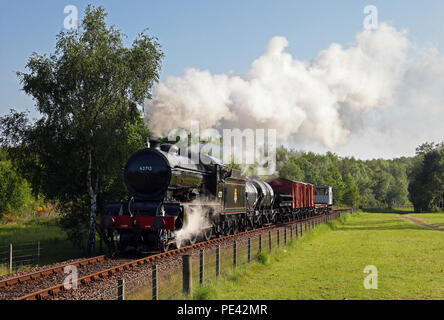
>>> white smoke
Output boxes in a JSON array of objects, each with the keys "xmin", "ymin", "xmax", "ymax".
[
  {"xmin": 174, "ymin": 205, "xmax": 212, "ymax": 248},
  {"xmin": 145, "ymin": 23, "xmax": 410, "ymax": 150},
  {"xmin": 146, "ymin": 23, "xmax": 444, "ymax": 158}
]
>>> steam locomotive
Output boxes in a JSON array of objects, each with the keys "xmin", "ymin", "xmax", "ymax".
[{"xmin": 100, "ymin": 140, "xmax": 333, "ymax": 252}]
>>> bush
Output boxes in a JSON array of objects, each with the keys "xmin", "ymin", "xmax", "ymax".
[
  {"xmin": 1, "ymin": 213, "xmax": 15, "ymax": 224},
  {"xmin": 58, "ymin": 201, "xmax": 90, "ymax": 254},
  {"xmin": 194, "ymin": 286, "xmax": 212, "ymax": 300},
  {"xmin": 0, "ymin": 160, "xmax": 32, "ymax": 217},
  {"xmin": 257, "ymin": 251, "xmax": 269, "ymax": 265}
]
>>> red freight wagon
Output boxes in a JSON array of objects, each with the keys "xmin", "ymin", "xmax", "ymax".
[
  {"xmin": 267, "ymin": 178, "xmax": 315, "ymax": 210},
  {"xmin": 293, "ymin": 182, "xmax": 305, "ymax": 209},
  {"xmin": 307, "ymin": 184, "xmax": 315, "ymax": 207}
]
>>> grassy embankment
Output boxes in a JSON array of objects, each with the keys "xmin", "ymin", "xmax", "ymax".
[{"xmin": 194, "ymin": 211, "xmax": 444, "ymax": 300}]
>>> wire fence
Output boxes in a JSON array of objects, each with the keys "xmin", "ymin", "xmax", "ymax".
[
  {"xmin": 0, "ymin": 241, "xmax": 41, "ymax": 274},
  {"xmin": 91, "ymin": 210, "xmax": 349, "ymax": 300}
]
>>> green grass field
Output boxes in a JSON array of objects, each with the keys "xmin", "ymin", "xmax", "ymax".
[
  {"xmin": 0, "ymin": 217, "xmax": 82, "ymax": 275},
  {"xmin": 196, "ymin": 211, "xmax": 444, "ymax": 300}
]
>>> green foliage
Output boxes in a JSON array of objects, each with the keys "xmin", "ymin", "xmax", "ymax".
[
  {"xmin": 57, "ymin": 200, "xmax": 90, "ymax": 252},
  {"xmin": 257, "ymin": 251, "xmax": 269, "ymax": 265},
  {"xmin": 194, "ymin": 286, "xmax": 212, "ymax": 300},
  {"xmin": 343, "ymin": 173, "xmax": 360, "ymax": 207},
  {"xmin": 0, "ymin": 5, "xmax": 162, "ymax": 254},
  {"xmin": 0, "ymin": 159, "xmax": 32, "ymax": 217}
]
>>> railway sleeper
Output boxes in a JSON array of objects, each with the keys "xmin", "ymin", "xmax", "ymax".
[{"xmin": 18, "ymin": 276, "xmax": 31, "ymax": 283}]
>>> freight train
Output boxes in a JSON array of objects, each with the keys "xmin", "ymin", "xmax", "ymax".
[{"xmin": 100, "ymin": 140, "xmax": 333, "ymax": 252}]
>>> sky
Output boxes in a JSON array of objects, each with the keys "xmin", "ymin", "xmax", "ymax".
[{"xmin": 2, "ymin": 1, "xmax": 444, "ymax": 160}]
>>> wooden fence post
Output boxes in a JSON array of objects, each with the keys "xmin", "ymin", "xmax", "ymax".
[
  {"xmin": 268, "ymin": 231, "xmax": 272, "ymax": 252},
  {"xmin": 248, "ymin": 238, "xmax": 251, "ymax": 263},
  {"xmin": 277, "ymin": 229, "xmax": 280, "ymax": 247},
  {"xmin": 152, "ymin": 265, "xmax": 158, "ymax": 300},
  {"xmin": 233, "ymin": 241, "xmax": 237, "ymax": 268},
  {"xmin": 9, "ymin": 243, "xmax": 12, "ymax": 273},
  {"xmin": 199, "ymin": 250, "xmax": 204, "ymax": 285},
  {"xmin": 284, "ymin": 228, "xmax": 287, "ymax": 245},
  {"xmin": 117, "ymin": 279, "xmax": 125, "ymax": 300},
  {"xmin": 37, "ymin": 241, "xmax": 40, "ymax": 266},
  {"xmin": 182, "ymin": 255, "xmax": 192, "ymax": 295},
  {"xmin": 216, "ymin": 246, "xmax": 220, "ymax": 278},
  {"xmin": 259, "ymin": 234, "xmax": 262, "ymax": 252}
]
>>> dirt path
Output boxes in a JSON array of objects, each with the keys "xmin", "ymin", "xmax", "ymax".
[{"xmin": 398, "ymin": 214, "xmax": 444, "ymax": 232}]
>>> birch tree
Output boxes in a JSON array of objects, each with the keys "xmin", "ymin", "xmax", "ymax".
[{"xmin": 5, "ymin": 5, "xmax": 162, "ymax": 255}]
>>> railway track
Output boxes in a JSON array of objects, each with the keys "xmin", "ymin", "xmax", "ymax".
[
  {"xmin": 0, "ymin": 255, "xmax": 106, "ymax": 289},
  {"xmin": 1, "ymin": 209, "xmax": 348, "ymax": 300},
  {"xmin": 0, "ymin": 254, "xmax": 138, "ymax": 300}
]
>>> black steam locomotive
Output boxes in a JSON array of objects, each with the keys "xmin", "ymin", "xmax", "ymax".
[{"xmin": 100, "ymin": 140, "xmax": 333, "ymax": 252}]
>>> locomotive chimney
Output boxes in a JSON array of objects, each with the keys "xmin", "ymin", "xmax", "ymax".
[{"xmin": 149, "ymin": 137, "xmax": 161, "ymax": 150}]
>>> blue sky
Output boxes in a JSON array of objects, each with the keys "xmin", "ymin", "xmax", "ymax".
[
  {"xmin": 2, "ymin": 1, "xmax": 444, "ymax": 159},
  {"xmin": 2, "ymin": 0, "xmax": 444, "ymax": 117}
]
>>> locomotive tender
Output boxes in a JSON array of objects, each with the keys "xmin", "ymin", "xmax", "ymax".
[{"xmin": 100, "ymin": 140, "xmax": 333, "ymax": 252}]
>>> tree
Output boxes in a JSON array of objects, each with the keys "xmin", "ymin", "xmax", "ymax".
[
  {"xmin": 343, "ymin": 173, "xmax": 360, "ymax": 207},
  {"xmin": 386, "ymin": 161, "xmax": 409, "ymax": 208},
  {"xmin": 408, "ymin": 147, "xmax": 444, "ymax": 212},
  {"xmin": 1, "ymin": 5, "xmax": 162, "ymax": 255}
]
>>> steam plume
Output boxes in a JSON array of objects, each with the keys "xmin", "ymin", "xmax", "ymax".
[
  {"xmin": 174, "ymin": 205, "xmax": 212, "ymax": 248},
  {"xmin": 145, "ymin": 23, "xmax": 409, "ymax": 149}
]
